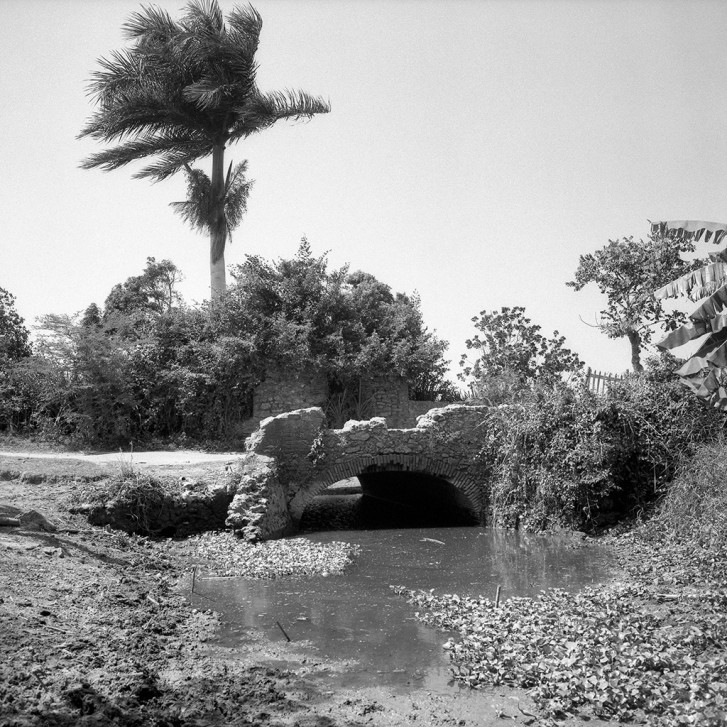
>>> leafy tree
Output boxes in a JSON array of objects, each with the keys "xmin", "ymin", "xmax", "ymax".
[
  {"xmin": 79, "ymin": 0, "xmax": 330, "ymax": 300},
  {"xmin": 80, "ymin": 303, "xmax": 102, "ymax": 328},
  {"xmin": 0, "ymin": 287, "xmax": 31, "ymax": 362},
  {"xmin": 459, "ymin": 306, "xmax": 582, "ymax": 400},
  {"xmin": 34, "ymin": 313, "xmax": 140, "ymax": 442},
  {"xmin": 567, "ymin": 235, "xmax": 702, "ymax": 372},
  {"xmin": 104, "ymin": 257, "xmax": 183, "ymax": 320},
  {"xmin": 217, "ymin": 239, "xmax": 451, "ymax": 417}
]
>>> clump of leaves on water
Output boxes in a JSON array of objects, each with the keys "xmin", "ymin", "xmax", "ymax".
[
  {"xmin": 396, "ymin": 584, "xmax": 727, "ymax": 724},
  {"xmin": 396, "ymin": 436, "xmax": 727, "ymax": 725},
  {"xmin": 188, "ymin": 532, "xmax": 360, "ymax": 579}
]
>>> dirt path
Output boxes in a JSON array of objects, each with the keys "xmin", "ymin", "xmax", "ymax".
[
  {"xmin": 0, "ymin": 449, "xmax": 241, "ymax": 466},
  {"xmin": 0, "ymin": 455, "xmax": 608, "ymax": 727}
]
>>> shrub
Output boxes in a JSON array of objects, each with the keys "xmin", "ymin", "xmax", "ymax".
[
  {"xmin": 645, "ymin": 440, "xmax": 727, "ymax": 549},
  {"xmin": 0, "ymin": 286, "xmax": 31, "ymax": 362},
  {"xmin": 480, "ymin": 355, "xmax": 724, "ymax": 531},
  {"xmin": 481, "ymin": 384, "xmax": 615, "ymax": 530},
  {"xmin": 73, "ymin": 468, "xmax": 179, "ymax": 535}
]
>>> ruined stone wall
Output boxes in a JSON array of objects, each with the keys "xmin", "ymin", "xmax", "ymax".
[
  {"xmin": 360, "ymin": 376, "xmax": 411, "ymax": 428},
  {"xmin": 314, "ymin": 405, "xmax": 490, "ymax": 517},
  {"xmin": 226, "ymin": 408, "xmax": 327, "ymax": 540},
  {"xmin": 248, "ymin": 368, "xmax": 449, "ymax": 433},
  {"xmin": 407, "ymin": 400, "xmax": 446, "ymax": 425},
  {"xmin": 251, "ymin": 365, "xmax": 328, "ymax": 429}
]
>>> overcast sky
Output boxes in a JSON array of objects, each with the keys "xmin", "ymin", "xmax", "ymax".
[{"xmin": 3, "ymin": 0, "xmax": 727, "ymax": 379}]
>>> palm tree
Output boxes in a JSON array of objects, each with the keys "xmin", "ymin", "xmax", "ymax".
[
  {"xmin": 79, "ymin": 0, "xmax": 330, "ymax": 300},
  {"xmin": 170, "ymin": 160, "xmax": 253, "ymax": 275}
]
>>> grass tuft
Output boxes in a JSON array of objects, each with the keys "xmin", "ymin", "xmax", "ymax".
[{"xmin": 644, "ymin": 440, "xmax": 727, "ymax": 549}]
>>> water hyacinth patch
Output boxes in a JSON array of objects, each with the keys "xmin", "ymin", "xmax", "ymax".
[
  {"xmin": 187, "ymin": 531, "xmax": 360, "ymax": 579},
  {"xmin": 394, "ymin": 584, "xmax": 727, "ymax": 724}
]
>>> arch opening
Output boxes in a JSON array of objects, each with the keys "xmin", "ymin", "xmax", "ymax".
[{"xmin": 300, "ymin": 468, "xmax": 478, "ymax": 532}]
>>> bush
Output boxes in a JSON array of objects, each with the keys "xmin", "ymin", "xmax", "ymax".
[
  {"xmin": 480, "ymin": 355, "xmax": 724, "ymax": 531},
  {"xmin": 645, "ymin": 440, "xmax": 727, "ymax": 549},
  {"xmin": 71, "ymin": 461, "xmax": 232, "ymax": 536},
  {"xmin": 481, "ymin": 384, "xmax": 615, "ymax": 530}
]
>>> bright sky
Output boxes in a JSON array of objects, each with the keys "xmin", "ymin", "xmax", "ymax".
[{"xmin": 3, "ymin": 0, "xmax": 727, "ymax": 380}]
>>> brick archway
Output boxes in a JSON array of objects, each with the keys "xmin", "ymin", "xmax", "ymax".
[{"xmin": 291, "ymin": 453, "xmax": 482, "ymax": 524}]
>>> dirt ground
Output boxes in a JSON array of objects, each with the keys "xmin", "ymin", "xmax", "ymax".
[{"xmin": 0, "ymin": 452, "xmax": 612, "ymax": 727}]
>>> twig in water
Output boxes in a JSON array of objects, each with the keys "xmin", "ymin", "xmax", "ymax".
[
  {"xmin": 198, "ymin": 574, "xmax": 237, "ymax": 580},
  {"xmin": 41, "ymin": 623, "xmax": 68, "ymax": 634},
  {"xmin": 191, "ymin": 565, "xmax": 197, "ymax": 595},
  {"xmin": 517, "ymin": 703, "xmax": 537, "ymax": 719},
  {"xmin": 276, "ymin": 621, "xmax": 291, "ymax": 642},
  {"xmin": 495, "ymin": 585, "xmax": 501, "ymax": 608},
  {"xmin": 421, "ymin": 537, "xmax": 445, "ymax": 545}
]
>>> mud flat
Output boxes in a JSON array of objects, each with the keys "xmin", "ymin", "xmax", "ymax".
[{"xmin": 0, "ymin": 455, "xmax": 560, "ymax": 727}]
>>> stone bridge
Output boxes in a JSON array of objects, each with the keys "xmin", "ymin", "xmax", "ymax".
[{"xmin": 226, "ymin": 404, "xmax": 491, "ymax": 540}]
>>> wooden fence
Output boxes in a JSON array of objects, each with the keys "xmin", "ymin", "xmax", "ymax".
[{"xmin": 585, "ymin": 367, "xmax": 625, "ymax": 395}]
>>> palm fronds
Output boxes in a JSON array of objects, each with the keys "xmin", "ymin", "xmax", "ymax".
[
  {"xmin": 170, "ymin": 160, "xmax": 253, "ymax": 247},
  {"xmin": 122, "ymin": 5, "xmax": 181, "ymax": 42},
  {"xmin": 80, "ymin": 132, "xmax": 210, "ymax": 180},
  {"xmin": 654, "ymin": 262, "xmax": 727, "ymax": 302},
  {"xmin": 80, "ymin": 0, "xmax": 328, "ymax": 298},
  {"xmin": 229, "ymin": 88, "xmax": 331, "ymax": 141}
]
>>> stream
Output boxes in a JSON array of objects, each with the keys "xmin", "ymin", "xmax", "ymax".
[{"xmin": 191, "ymin": 525, "xmax": 612, "ymax": 693}]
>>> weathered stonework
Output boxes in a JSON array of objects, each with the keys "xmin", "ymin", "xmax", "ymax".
[
  {"xmin": 247, "ymin": 368, "xmax": 446, "ymax": 434},
  {"xmin": 250, "ymin": 365, "xmax": 328, "ymax": 430},
  {"xmin": 78, "ymin": 477, "xmax": 235, "ymax": 537},
  {"xmin": 359, "ymin": 376, "xmax": 411, "ymax": 428},
  {"xmin": 225, "ymin": 404, "xmax": 491, "ymax": 540}
]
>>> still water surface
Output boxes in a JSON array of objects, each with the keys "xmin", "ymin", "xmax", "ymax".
[{"xmin": 195, "ymin": 527, "xmax": 612, "ymax": 692}]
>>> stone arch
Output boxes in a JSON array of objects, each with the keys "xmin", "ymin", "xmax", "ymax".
[
  {"xmin": 230, "ymin": 405, "xmax": 491, "ymax": 540},
  {"xmin": 291, "ymin": 452, "xmax": 483, "ymax": 525}
]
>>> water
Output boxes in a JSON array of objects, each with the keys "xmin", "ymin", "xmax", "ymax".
[{"xmin": 191, "ymin": 526, "xmax": 612, "ymax": 692}]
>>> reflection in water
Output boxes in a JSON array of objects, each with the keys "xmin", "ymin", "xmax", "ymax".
[{"xmin": 194, "ymin": 527, "xmax": 612, "ymax": 692}]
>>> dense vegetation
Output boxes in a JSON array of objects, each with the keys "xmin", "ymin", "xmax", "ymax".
[
  {"xmin": 0, "ymin": 243, "xmax": 451, "ymax": 446},
  {"xmin": 478, "ymin": 354, "xmax": 723, "ymax": 531}
]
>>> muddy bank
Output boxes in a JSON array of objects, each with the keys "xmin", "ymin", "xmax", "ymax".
[{"xmin": 0, "ymin": 458, "xmax": 556, "ymax": 727}]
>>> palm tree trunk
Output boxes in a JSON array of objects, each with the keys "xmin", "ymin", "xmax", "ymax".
[
  {"xmin": 627, "ymin": 330, "xmax": 644, "ymax": 373},
  {"xmin": 210, "ymin": 143, "xmax": 227, "ymax": 301}
]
